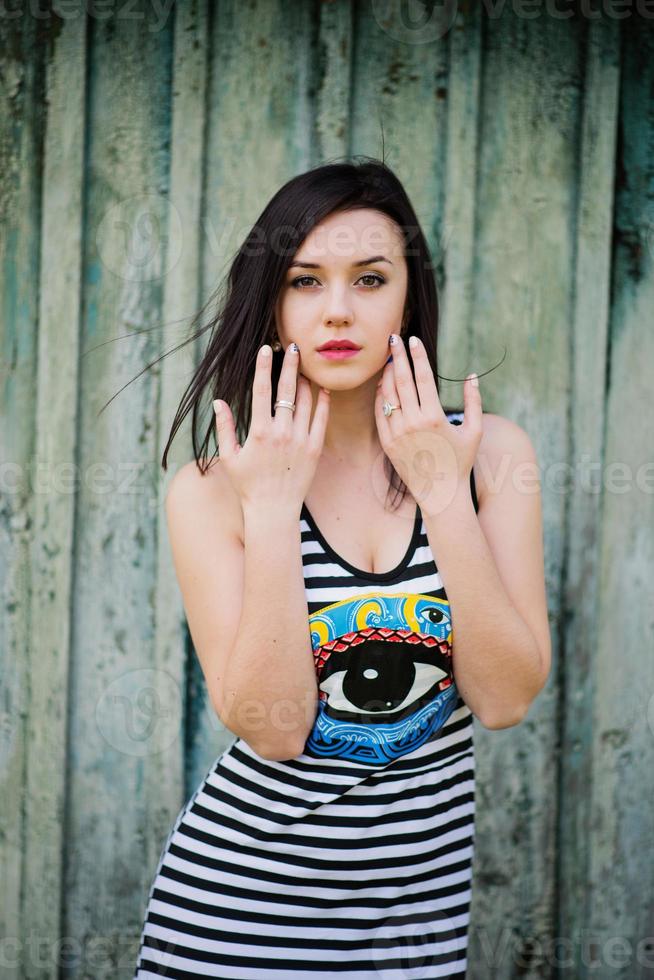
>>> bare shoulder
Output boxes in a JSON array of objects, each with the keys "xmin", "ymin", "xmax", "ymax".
[
  {"xmin": 165, "ymin": 457, "xmax": 244, "ymax": 543},
  {"xmin": 474, "ymin": 412, "xmax": 538, "ymax": 505}
]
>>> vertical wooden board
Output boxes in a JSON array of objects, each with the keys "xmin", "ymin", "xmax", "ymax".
[
  {"xmin": 558, "ymin": 20, "xmax": 620, "ymax": 976},
  {"xmin": 182, "ymin": 0, "xmax": 318, "ymax": 787},
  {"xmin": 201, "ymin": 0, "xmax": 317, "ymax": 303},
  {"xmin": 62, "ymin": 5, "xmax": 175, "ymax": 976},
  {"xmin": 22, "ymin": 15, "xmax": 88, "ymax": 979},
  {"xmin": 467, "ymin": 14, "xmax": 583, "ymax": 977},
  {"xmin": 440, "ymin": 10, "xmax": 483, "ymax": 393},
  {"xmin": 349, "ymin": 3, "xmax": 450, "ymax": 277},
  {"xmin": 588, "ymin": 24, "xmax": 654, "ymax": 978},
  {"xmin": 146, "ymin": 0, "xmax": 212, "ymax": 861},
  {"xmin": 0, "ymin": 14, "xmax": 45, "ymax": 975},
  {"xmin": 314, "ymin": 0, "xmax": 354, "ymax": 164}
]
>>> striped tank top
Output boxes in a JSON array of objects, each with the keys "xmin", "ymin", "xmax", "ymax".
[{"xmin": 134, "ymin": 410, "xmax": 478, "ymax": 979}]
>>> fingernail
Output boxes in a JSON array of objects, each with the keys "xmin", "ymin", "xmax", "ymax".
[
  {"xmin": 261, "ymin": 345, "xmax": 271, "ymax": 357},
  {"xmin": 213, "ymin": 399, "xmax": 222, "ymax": 413},
  {"xmin": 389, "ymin": 334, "xmax": 397, "ymax": 346},
  {"xmin": 385, "ymin": 354, "xmax": 393, "ymax": 365},
  {"xmin": 470, "ymin": 373, "xmax": 479, "ymax": 388},
  {"xmin": 290, "ymin": 342, "xmax": 299, "ymax": 353}
]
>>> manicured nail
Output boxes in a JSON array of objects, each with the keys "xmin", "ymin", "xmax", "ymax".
[
  {"xmin": 409, "ymin": 336, "xmax": 418, "ymax": 349},
  {"xmin": 261, "ymin": 345, "xmax": 271, "ymax": 356},
  {"xmin": 289, "ymin": 342, "xmax": 299, "ymax": 353},
  {"xmin": 470, "ymin": 373, "xmax": 479, "ymax": 387},
  {"xmin": 389, "ymin": 334, "xmax": 397, "ymax": 346},
  {"xmin": 213, "ymin": 399, "xmax": 222, "ymax": 414}
]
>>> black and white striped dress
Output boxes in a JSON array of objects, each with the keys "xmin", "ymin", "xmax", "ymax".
[{"xmin": 134, "ymin": 411, "xmax": 478, "ymax": 979}]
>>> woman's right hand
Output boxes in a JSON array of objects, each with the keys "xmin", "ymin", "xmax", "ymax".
[{"xmin": 212, "ymin": 342, "xmax": 331, "ymax": 515}]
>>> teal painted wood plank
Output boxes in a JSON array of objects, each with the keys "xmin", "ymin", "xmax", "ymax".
[
  {"xmin": 201, "ymin": 0, "xmax": 316, "ymax": 310},
  {"xmin": 587, "ymin": 22, "xmax": 654, "ymax": 979},
  {"xmin": 315, "ymin": 0, "xmax": 354, "ymax": 164},
  {"xmin": 0, "ymin": 14, "xmax": 45, "ymax": 979},
  {"xmin": 23, "ymin": 15, "xmax": 88, "ymax": 979},
  {"xmin": 142, "ymin": 0, "xmax": 211, "ymax": 922},
  {"xmin": 440, "ymin": 10, "xmax": 483, "ymax": 389},
  {"xmin": 61, "ymin": 6, "xmax": 175, "ymax": 976},
  {"xmin": 158, "ymin": 0, "xmax": 218, "ymax": 802},
  {"xmin": 467, "ymin": 14, "xmax": 583, "ymax": 978},
  {"xmin": 559, "ymin": 19, "xmax": 621, "ymax": 978},
  {"xmin": 349, "ymin": 2, "xmax": 450, "ymax": 272}
]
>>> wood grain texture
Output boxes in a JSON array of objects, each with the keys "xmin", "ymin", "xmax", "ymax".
[
  {"xmin": 467, "ymin": 15, "xmax": 583, "ymax": 972},
  {"xmin": 59, "ymin": 4, "xmax": 175, "ymax": 976},
  {"xmin": 24, "ymin": 15, "xmax": 88, "ymax": 980},
  {"xmin": 1, "ymin": 6, "xmax": 652, "ymax": 978},
  {"xmin": 559, "ymin": 18, "xmax": 621, "ymax": 978},
  {"xmin": 586, "ymin": 22, "xmax": 654, "ymax": 980},
  {"xmin": 0, "ymin": 13, "xmax": 46, "ymax": 980}
]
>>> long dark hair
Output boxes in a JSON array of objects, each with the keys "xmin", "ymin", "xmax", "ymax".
[{"xmin": 105, "ymin": 156, "xmax": 502, "ymax": 509}]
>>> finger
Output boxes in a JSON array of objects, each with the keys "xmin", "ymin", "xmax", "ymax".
[
  {"xmin": 213, "ymin": 399, "xmax": 239, "ymax": 458},
  {"xmin": 463, "ymin": 373, "xmax": 483, "ymax": 435},
  {"xmin": 379, "ymin": 356, "xmax": 402, "ymax": 433},
  {"xmin": 407, "ymin": 335, "xmax": 445, "ymax": 421},
  {"xmin": 273, "ymin": 341, "xmax": 300, "ymax": 428},
  {"xmin": 250, "ymin": 344, "xmax": 273, "ymax": 436},
  {"xmin": 307, "ymin": 385, "xmax": 331, "ymax": 455},
  {"xmin": 293, "ymin": 374, "xmax": 313, "ymax": 432},
  {"xmin": 388, "ymin": 334, "xmax": 419, "ymax": 415},
  {"xmin": 374, "ymin": 383, "xmax": 392, "ymax": 446}
]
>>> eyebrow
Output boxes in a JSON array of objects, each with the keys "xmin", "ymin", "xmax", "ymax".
[{"xmin": 288, "ymin": 255, "xmax": 394, "ymax": 269}]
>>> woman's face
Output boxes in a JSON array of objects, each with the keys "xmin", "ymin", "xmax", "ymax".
[{"xmin": 274, "ymin": 208, "xmax": 409, "ymax": 390}]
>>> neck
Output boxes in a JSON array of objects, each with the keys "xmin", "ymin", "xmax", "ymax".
[{"xmin": 309, "ymin": 378, "xmax": 382, "ymax": 469}]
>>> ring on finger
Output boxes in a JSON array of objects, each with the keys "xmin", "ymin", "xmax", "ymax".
[
  {"xmin": 382, "ymin": 400, "xmax": 401, "ymax": 417},
  {"xmin": 274, "ymin": 399, "xmax": 296, "ymax": 413}
]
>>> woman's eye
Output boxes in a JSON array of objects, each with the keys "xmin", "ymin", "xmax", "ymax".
[
  {"xmin": 290, "ymin": 273, "xmax": 386, "ymax": 289},
  {"xmin": 357, "ymin": 273, "xmax": 385, "ymax": 287},
  {"xmin": 291, "ymin": 275, "xmax": 318, "ymax": 288}
]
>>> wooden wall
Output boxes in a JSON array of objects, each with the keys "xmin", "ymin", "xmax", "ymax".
[{"xmin": 1, "ymin": 3, "xmax": 652, "ymax": 977}]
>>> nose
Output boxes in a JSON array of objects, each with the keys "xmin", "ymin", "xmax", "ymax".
[{"xmin": 323, "ymin": 284, "xmax": 354, "ymax": 327}]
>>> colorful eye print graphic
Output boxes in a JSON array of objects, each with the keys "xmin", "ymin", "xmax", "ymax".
[{"xmin": 304, "ymin": 592, "xmax": 457, "ymax": 766}]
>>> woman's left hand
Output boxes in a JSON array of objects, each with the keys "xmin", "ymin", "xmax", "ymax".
[{"xmin": 374, "ymin": 334, "xmax": 483, "ymax": 518}]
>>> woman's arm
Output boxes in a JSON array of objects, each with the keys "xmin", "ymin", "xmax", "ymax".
[
  {"xmin": 221, "ymin": 501, "xmax": 317, "ymax": 759},
  {"xmin": 165, "ymin": 460, "xmax": 316, "ymax": 761},
  {"xmin": 423, "ymin": 413, "xmax": 552, "ymax": 729}
]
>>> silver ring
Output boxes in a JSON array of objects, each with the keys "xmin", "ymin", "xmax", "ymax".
[
  {"xmin": 382, "ymin": 400, "xmax": 400, "ymax": 417},
  {"xmin": 274, "ymin": 399, "xmax": 296, "ymax": 413}
]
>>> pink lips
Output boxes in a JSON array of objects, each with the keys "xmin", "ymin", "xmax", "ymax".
[{"xmin": 317, "ymin": 349, "xmax": 360, "ymax": 360}]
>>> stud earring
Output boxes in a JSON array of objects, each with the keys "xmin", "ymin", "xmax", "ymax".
[{"xmin": 270, "ymin": 335, "xmax": 282, "ymax": 352}]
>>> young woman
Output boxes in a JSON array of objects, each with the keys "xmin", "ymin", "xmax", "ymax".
[{"xmin": 133, "ymin": 159, "xmax": 551, "ymax": 978}]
